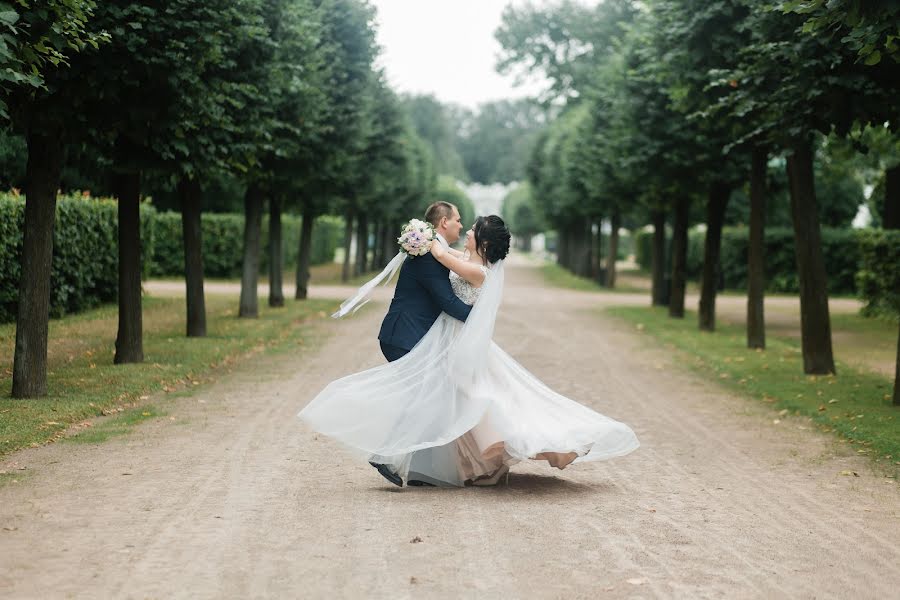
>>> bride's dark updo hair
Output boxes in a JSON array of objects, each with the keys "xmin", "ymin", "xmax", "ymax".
[{"xmin": 473, "ymin": 215, "xmax": 511, "ymax": 264}]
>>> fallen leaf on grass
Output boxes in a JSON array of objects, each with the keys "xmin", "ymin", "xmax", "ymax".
[{"xmin": 839, "ymin": 470, "xmax": 859, "ymax": 477}]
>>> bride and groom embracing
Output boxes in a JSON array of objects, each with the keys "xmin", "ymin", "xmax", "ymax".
[{"xmin": 299, "ymin": 201, "xmax": 639, "ymax": 488}]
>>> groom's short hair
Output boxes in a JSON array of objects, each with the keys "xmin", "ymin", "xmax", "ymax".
[{"xmin": 425, "ymin": 201, "xmax": 456, "ymax": 227}]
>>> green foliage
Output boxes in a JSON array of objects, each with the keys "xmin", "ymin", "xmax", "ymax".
[
  {"xmin": 856, "ymin": 230, "xmax": 900, "ymax": 318},
  {"xmin": 0, "ymin": 197, "xmax": 342, "ymax": 323},
  {"xmin": 356, "ymin": 76, "xmax": 436, "ymax": 224},
  {"xmin": 456, "ymin": 99, "xmax": 545, "ymax": 184},
  {"xmin": 501, "ymin": 182, "xmax": 545, "ymax": 237},
  {"xmin": 0, "ymin": 0, "xmax": 108, "ymax": 119},
  {"xmin": 715, "ymin": 227, "xmax": 862, "ymax": 295},
  {"xmin": 635, "ymin": 225, "xmax": 866, "ymax": 294},
  {"xmin": 148, "ymin": 212, "xmax": 341, "ymax": 279},
  {"xmin": 401, "ymin": 94, "xmax": 469, "ymax": 181},
  {"xmin": 784, "ymin": 0, "xmax": 900, "ymax": 65},
  {"xmin": 0, "ymin": 193, "xmax": 155, "ymax": 323},
  {"xmin": 148, "ymin": 212, "xmax": 245, "ymax": 279},
  {"xmin": 0, "ymin": 129, "xmax": 25, "ymax": 188},
  {"xmin": 496, "ymin": 0, "xmax": 638, "ymax": 105}
]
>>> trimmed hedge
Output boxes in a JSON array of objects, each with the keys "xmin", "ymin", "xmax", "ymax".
[
  {"xmin": 1, "ymin": 196, "xmax": 343, "ymax": 323},
  {"xmin": 1, "ymin": 193, "xmax": 156, "ymax": 323},
  {"xmin": 857, "ymin": 230, "xmax": 900, "ymax": 318},
  {"xmin": 148, "ymin": 212, "xmax": 342, "ymax": 278},
  {"xmin": 634, "ymin": 226, "xmax": 869, "ymax": 295}
]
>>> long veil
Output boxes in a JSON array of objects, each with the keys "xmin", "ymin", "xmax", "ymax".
[{"xmin": 298, "ymin": 260, "xmax": 506, "ymax": 459}]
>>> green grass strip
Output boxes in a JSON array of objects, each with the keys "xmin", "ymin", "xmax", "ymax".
[
  {"xmin": 1, "ymin": 294, "xmax": 336, "ymax": 457},
  {"xmin": 607, "ymin": 306, "xmax": 899, "ymax": 469},
  {"xmin": 540, "ymin": 262, "xmax": 648, "ymax": 293}
]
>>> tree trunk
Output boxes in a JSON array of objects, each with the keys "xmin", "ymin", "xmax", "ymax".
[
  {"xmin": 383, "ymin": 221, "xmax": 396, "ymax": 264},
  {"xmin": 178, "ymin": 176, "xmax": 206, "ymax": 337},
  {"xmin": 557, "ymin": 228, "xmax": 567, "ymax": 268},
  {"xmin": 893, "ymin": 320, "xmax": 899, "ymax": 406},
  {"xmin": 887, "ymin": 164, "xmax": 900, "ymax": 405},
  {"xmin": 651, "ymin": 210, "xmax": 667, "ymax": 306},
  {"xmin": 786, "ymin": 140, "xmax": 835, "ymax": 375},
  {"xmin": 268, "ymin": 194, "xmax": 284, "ymax": 307},
  {"xmin": 355, "ymin": 212, "xmax": 368, "ymax": 276},
  {"xmin": 368, "ymin": 220, "xmax": 378, "ymax": 272},
  {"xmin": 885, "ymin": 164, "xmax": 900, "ymax": 229},
  {"xmin": 113, "ymin": 170, "xmax": 144, "ymax": 364},
  {"xmin": 698, "ymin": 182, "xmax": 730, "ymax": 331},
  {"xmin": 12, "ymin": 127, "xmax": 64, "ymax": 398},
  {"xmin": 605, "ymin": 209, "xmax": 621, "ymax": 288},
  {"xmin": 747, "ymin": 147, "xmax": 767, "ymax": 349},
  {"xmin": 341, "ymin": 213, "xmax": 353, "ymax": 282},
  {"xmin": 295, "ymin": 209, "xmax": 315, "ymax": 300},
  {"xmin": 591, "ymin": 220, "xmax": 601, "ymax": 279},
  {"xmin": 669, "ymin": 196, "xmax": 690, "ymax": 318},
  {"xmin": 239, "ymin": 182, "xmax": 264, "ymax": 318},
  {"xmin": 371, "ymin": 221, "xmax": 382, "ymax": 269},
  {"xmin": 576, "ymin": 220, "xmax": 592, "ymax": 277}
]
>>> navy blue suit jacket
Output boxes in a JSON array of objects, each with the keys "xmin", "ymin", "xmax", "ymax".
[{"xmin": 378, "ymin": 253, "xmax": 472, "ymax": 351}]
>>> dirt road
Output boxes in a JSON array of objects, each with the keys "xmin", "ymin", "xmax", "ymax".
[{"xmin": 2, "ymin": 257, "xmax": 899, "ymax": 598}]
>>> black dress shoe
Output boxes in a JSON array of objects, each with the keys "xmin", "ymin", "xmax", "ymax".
[
  {"xmin": 407, "ymin": 479, "xmax": 436, "ymax": 487},
  {"xmin": 369, "ymin": 462, "xmax": 402, "ymax": 487}
]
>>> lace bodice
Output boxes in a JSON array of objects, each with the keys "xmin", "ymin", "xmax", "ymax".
[{"xmin": 450, "ymin": 266, "xmax": 489, "ymax": 305}]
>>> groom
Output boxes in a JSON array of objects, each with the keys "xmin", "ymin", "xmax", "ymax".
[
  {"xmin": 371, "ymin": 201, "xmax": 472, "ymax": 487},
  {"xmin": 377, "ymin": 201, "xmax": 472, "ymax": 362}
]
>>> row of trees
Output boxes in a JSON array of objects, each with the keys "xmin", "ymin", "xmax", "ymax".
[
  {"xmin": 496, "ymin": 1, "xmax": 899, "ymax": 401},
  {"xmin": 401, "ymin": 94, "xmax": 546, "ymax": 185},
  {"xmin": 2, "ymin": 0, "xmax": 439, "ymax": 399}
]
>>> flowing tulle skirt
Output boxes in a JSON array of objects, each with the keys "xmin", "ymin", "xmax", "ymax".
[{"xmin": 298, "ymin": 314, "xmax": 639, "ymax": 487}]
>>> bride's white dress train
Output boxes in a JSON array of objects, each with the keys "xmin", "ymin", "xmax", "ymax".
[{"xmin": 298, "ymin": 260, "xmax": 639, "ymax": 486}]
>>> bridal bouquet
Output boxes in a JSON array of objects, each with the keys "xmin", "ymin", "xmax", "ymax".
[{"xmin": 397, "ymin": 218, "xmax": 435, "ymax": 257}]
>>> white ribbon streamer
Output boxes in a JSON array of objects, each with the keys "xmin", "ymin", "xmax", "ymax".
[{"xmin": 331, "ymin": 251, "xmax": 406, "ymax": 318}]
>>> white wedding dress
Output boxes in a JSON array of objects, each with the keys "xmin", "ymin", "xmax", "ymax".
[{"xmin": 298, "ymin": 259, "xmax": 639, "ymax": 487}]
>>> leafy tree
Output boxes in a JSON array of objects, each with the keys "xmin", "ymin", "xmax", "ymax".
[
  {"xmin": 455, "ymin": 99, "xmax": 545, "ymax": 185},
  {"xmin": 3, "ymin": 1, "xmax": 107, "ymax": 398},
  {"xmin": 0, "ymin": 1, "xmax": 105, "ymax": 117},
  {"xmin": 402, "ymin": 94, "xmax": 469, "ymax": 180},
  {"xmin": 648, "ymin": 0, "xmax": 753, "ymax": 330},
  {"xmin": 496, "ymin": 0, "xmax": 638, "ymax": 105},
  {"xmin": 297, "ymin": 0, "xmax": 378, "ymax": 285},
  {"xmin": 501, "ymin": 182, "xmax": 544, "ymax": 251},
  {"xmin": 785, "ymin": 0, "xmax": 900, "ymax": 65}
]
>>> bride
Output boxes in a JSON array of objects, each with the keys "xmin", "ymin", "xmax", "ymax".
[{"xmin": 298, "ymin": 215, "xmax": 639, "ymax": 487}]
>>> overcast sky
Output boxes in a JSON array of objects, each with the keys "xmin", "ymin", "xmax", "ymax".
[{"xmin": 369, "ymin": 0, "xmax": 549, "ymax": 109}]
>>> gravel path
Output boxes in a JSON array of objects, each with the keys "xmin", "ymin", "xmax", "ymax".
[{"xmin": 1, "ymin": 257, "xmax": 899, "ymax": 599}]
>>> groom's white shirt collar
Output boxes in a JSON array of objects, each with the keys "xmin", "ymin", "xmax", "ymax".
[{"xmin": 436, "ymin": 233, "xmax": 449, "ymax": 249}]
